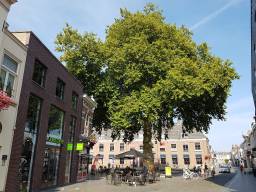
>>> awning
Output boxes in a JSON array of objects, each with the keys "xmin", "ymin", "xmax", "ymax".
[{"xmin": 115, "ymin": 149, "xmax": 144, "ymax": 159}]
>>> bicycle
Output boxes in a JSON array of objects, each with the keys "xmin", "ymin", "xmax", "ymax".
[{"xmin": 183, "ymin": 168, "xmax": 199, "ymax": 180}]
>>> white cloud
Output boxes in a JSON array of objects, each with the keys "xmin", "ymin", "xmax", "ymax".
[{"xmin": 190, "ymin": 0, "xmax": 244, "ymax": 31}]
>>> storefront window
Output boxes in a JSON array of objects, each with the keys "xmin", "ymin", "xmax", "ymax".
[
  {"xmin": 42, "ymin": 105, "xmax": 64, "ymax": 187},
  {"xmin": 65, "ymin": 116, "xmax": 76, "ymax": 184},
  {"xmin": 46, "ymin": 105, "xmax": 64, "ymax": 147},
  {"xmin": 41, "ymin": 148, "xmax": 60, "ymax": 187},
  {"xmin": 19, "ymin": 95, "xmax": 42, "ymax": 192}
]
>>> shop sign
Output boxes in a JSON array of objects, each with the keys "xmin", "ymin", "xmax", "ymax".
[
  {"xmin": 47, "ymin": 136, "xmax": 64, "ymax": 145},
  {"xmin": 67, "ymin": 143, "xmax": 73, "ymax": 151},
  {"xmin": 76, "ymin": 143, "xmax": 84, "ymax": 151}
]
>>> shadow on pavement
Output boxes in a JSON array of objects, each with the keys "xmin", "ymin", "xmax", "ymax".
[{"xmin": 205, "ymin": 173, "xmax": 236, "ymax": 187}]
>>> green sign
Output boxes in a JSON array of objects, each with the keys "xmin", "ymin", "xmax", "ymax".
[
  {"xmin": 47, "ymin": 137, "xmax": 64, "ymax": 144},
  {"xmin": 67, "ymin": 143, "xmax": 73, "ymax": 151},
  {"xmin": 76, "ymin": 143, "xmax": 84, "ymax": 151}
]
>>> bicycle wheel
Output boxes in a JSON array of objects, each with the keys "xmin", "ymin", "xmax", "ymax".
[{"xmin": 192, "ymin": 173, "xmax": 199, "ymax": 179}]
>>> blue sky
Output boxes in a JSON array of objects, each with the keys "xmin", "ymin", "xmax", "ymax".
[{"xmin": 8, "ymin": 0, "xmax": 253, "ymax": 151}]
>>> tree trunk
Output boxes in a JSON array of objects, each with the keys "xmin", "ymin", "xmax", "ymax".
[{"xmin": 143, "ymin": 119, "xmax": 154, "ymax": 171}]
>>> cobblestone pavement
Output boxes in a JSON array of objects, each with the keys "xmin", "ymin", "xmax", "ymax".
[{"xmin": 42, "ymin": 173, "xmax": 237, "ymax": 192}]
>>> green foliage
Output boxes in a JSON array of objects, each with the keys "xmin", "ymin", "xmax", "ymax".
[{"xmin": 55, "ymin": 4, "xmax": 238, "ymax": 144}]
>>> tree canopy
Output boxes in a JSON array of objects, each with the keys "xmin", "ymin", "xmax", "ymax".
[{"xmin": 55, "ymin": 4, "xmax": 238, "ymax": 162}]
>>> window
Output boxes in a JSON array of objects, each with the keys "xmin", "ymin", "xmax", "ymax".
[
  {"xmin": 109, "ymin": 154, "xmax": 115, "ymax": 160},
  {"xmin": 56, "ymin": 78, "xmax": 65, "ymax": 100},
  {"xmin": 183, "ymin": 144, "xmax": 189, "ymax": 152},
  {"xmin": 32, "ymin": 60, "xmax": 46, "ymax": 87},
  {"xmin": 195, "ymin": 143, "xmax": 201, "ymax": 150},
  {"xmin": 171, "ymin": 144, "xmax": 176, "ymax": 149},
  {"xmin": 184, "ymin": 154, "xmax": 190, "ymax": 165},
  {"xmin": 98, "ymin": 154, "xmax": 104, "ymax": 164},
  {"xmin": 160, "ymin": 154, "xmax": 166, "ymax": 164},
  {"xmin": 110, "ymin": 143, "xmax": 114, "ymax": 152},
  {"xmin": 196, "ymin": 154, "xmax": 202, "ymax": 165},
  {"xmin": 99, "ymin": 144, "xmax": 104, "ymax": 152},
  {"xmin": 120, "ymin": 158, "xmax": 124, "ymax": 164},
  {"xmin": 43, "ymin": 106, "xmax": 63, "ymax": 187},
  {"xmin": 120, "ymin": 143, "xmax": 124, "ymax": 151},
  {"xmin": 139, "ymin": 145, "xmax": 143, "ymax": 150},
  {"xmin": 65, "ymin": 116, "xmax": 76, "ymax": 184},
  {"xmin": 20, "ymin": 95, "xmax": 42, "ymax": 191},
  {"xmin": 46, "ymin": 105, "xmax": 64, "ymax": 147},
  {"xmin": 0, "ymin": 55, "xmax": 17, "ymax": 97},
  {"xmin": 72, "ymin": 92, "xmax": 78, "ymax": 110},
  {"xmin": 67, "ymin": 116, "xmax": 76, "ymax": 143},
  {"xmin": 41, "ymin": 147, "xmax": 60, "ymax": 187},
  {"xmin": 172, "ymin": 154, "xmax": 178, "ymax": 165},
  {"xmin": 160, "ymin": 148, "xmax": 165, "ymax": 152}
]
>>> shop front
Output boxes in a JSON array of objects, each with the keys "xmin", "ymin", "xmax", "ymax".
[{"xmin": 41, "ymin": 105, "xmax": 64, "ymax": 189}]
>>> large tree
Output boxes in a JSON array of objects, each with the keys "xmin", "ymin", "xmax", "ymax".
[{"xmin": 55, "ymin": 4, "xmax": 238, "ymax": 166}]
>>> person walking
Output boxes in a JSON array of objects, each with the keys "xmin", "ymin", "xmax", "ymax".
[
  {"xmin": 204, "ymin": 163, "xmax": 209, "ymax": 178},
  {"xmin": 240, "ymin": 162, "xmax": 244, "ymax": 174}
]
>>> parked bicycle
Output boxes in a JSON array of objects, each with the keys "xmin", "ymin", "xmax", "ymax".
[{"xmin": 183, "ymin": 168, "xmax": 199, "ymax": 180}]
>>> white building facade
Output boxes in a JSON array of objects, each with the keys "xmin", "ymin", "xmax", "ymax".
[{"xmin": 0, "ymin": 1, "xmax": 27, "ymax": 191}]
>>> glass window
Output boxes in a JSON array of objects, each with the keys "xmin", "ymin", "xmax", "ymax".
[
  {"xmin": 41, "ymin": 147, "xmax": 60, "ymax": 187},
  {"xmin": 65, "ymin": 116, "xmax": 76, "ymax": 184},
  {"xmin": 160, "ymin": 154, "xmax": 166, "ymax": 164},
  {"xmin": 120, "ymin": 158, "xmax": 124, "ymax": 164},
  {"xmin": 99, "ymin": 144, "xmax": 104, "ymax": 152},
  {"xmin": 3, "ymin": 55, "xmax": 18, "ymax": 73},
  {"xmin": 32, "ymin": 60, "xmax": 47, "ymax": 87},
  {"xmin": 139, "ymin": 145, "xmax": 143, "ymax": 150},
  {"xmin": 56, "ymin": 78, "xmax": 65, "ymax": 100},
  {"xmin": 46, "ymin": 105, "xmax": 64, "ymax": 147},
  {"xmin": 1, "ymin": 55, "xmax": 18, "ymax": 96},
  {"xmin": 19, "ymin": 95, "xmax": 42, "ymax": 192},
  {"xmin": 0, "ymin": 69, "xmax": 6, "ymax": 90},
  {"xmin": 120, "ymin": 143, "xmax": 124, "ymax": 151},
  {"xmin": 42, "ymin": 105, "xmax": 64, "ymax": 187},
  {"xmin": 195, "ymin": 143, "xmax": 201, "ymax": 150},
  {"xmin": 172, "ymin": 154, "xmax": 178, "ymax": 165},
  {"xmin": 196, "ymin": 154, "xmax": 202, "ymax": 165},
  {"xmin": 109, "ymin": 155, "xmax": 115, "ymax": 160},
  {"xmin": 72, "ymin": 92, "xmax": 78, "ymax": 110},
  {"xmin": 110, "ymin": 143, "xmax": 114, "ymax": 152},
  {"xmin": 183, "ymin": 144, "xmax": 188, "ymax": 152},
  {"xmin": 98, "ymin": 154, "xmax": 104, "ymax": 165},
  {"xmin": 160, "ymin": 148, "xmax": 165, "ymax": 152},
  {"xmin": 171, "ymin": 144, "xmax": 176, "ymax": 149},
  {"xmin": 184, "ymin": 154, "xmax": 190, "ymax": 165}
]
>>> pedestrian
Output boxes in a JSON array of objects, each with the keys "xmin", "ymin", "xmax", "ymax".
[
  {"xmin": 204, "ymin": 163, "xmax": 208, "ymax": 178},
  {"xmin": 211, "ymin": 166, "xmax": 215, "ymax": 177},
  {"xmin": 240, "ymin": 162, "xmax": 244, "ymax": 174},
  {"xmin": 201, "ymin": 165, "xmax": 205, "ymax": 178}
]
